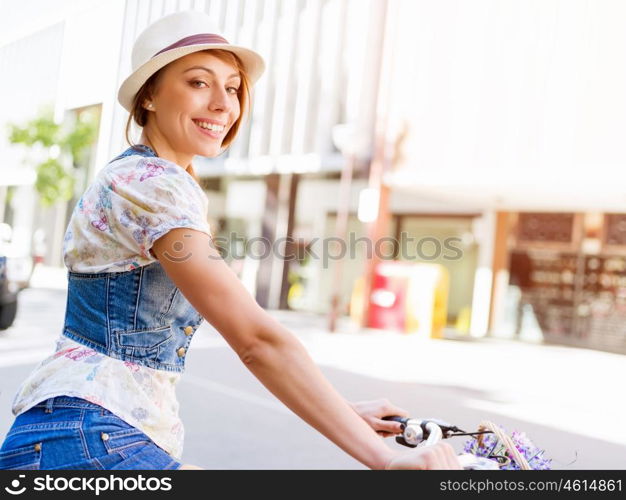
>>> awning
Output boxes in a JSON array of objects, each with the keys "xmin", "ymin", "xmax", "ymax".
[
  {"xmin": 194, "ymin": 153, "xmax": 348, "ymax": 178},
  {"xmin": 384, "ymin": 165, "xmax": 626, "ymax": 213}
]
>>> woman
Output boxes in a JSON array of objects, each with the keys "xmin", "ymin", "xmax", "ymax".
[{"xmin": 0, "ymin": 11, "xmax": 460, "ymax": 470}]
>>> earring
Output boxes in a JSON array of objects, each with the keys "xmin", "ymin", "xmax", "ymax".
[{"xmin": 146, "ymin": 102, "xmax": 154, "ymax": 110}]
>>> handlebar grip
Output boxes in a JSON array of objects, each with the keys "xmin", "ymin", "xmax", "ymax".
[
  {"xmin": 382, "ymin": 416, "xmax": 408, "ymax": 425},
  {"xmin": 382, "ymin": 416, "xmax": 413, "ymax": 447}
]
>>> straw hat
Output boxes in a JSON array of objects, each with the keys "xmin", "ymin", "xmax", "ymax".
[{"xmin": 118, "ymin": 10, "xmax": 265, "ymax": 111}]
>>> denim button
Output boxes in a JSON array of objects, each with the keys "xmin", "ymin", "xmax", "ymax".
[
  {"xmin": 101, "ymin": 432, "xmax": 110, "ymax": 441},
  {"xmin": 177, "ymin": 347, "xmax": 186, "ymax": 357},
  {"xmin": 34, "ymin": 443, "xmax": 41, "ymax": 452},
  {"xmin": 184, "ymin": 326, "xmax": 193, "ymax": 335}
]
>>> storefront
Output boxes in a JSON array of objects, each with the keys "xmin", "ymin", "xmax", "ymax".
[{"xmin": 498, "ymin": 212, "xmax": 626, "ymax": 354}]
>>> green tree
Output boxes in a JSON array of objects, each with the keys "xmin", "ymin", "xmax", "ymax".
[{"xmin": 7, "ymin": 107, "xmax": 98, "ymax": 206}]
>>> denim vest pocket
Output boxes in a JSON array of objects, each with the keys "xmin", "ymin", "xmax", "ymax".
[
  {"xmin": 0, "ymin": 443, "xmax": 42, "ymax": 470},
  {"xmin": 115, "ymin": 325, "xmax": 174, "ymax": 362}
]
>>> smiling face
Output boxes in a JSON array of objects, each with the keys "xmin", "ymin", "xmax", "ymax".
[{"xmin": 141, "ymin": 51, "xmax": 243, "ymax": 165}]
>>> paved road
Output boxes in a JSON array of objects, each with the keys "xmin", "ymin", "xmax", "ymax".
[{"xmin": 1, "ymin": 288, "xmax": 625, "ymax": 469}]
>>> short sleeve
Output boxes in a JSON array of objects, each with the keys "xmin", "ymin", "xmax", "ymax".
[{"xmin": 103, "ymin": 156, "xmax": 212, "ymax": 260}]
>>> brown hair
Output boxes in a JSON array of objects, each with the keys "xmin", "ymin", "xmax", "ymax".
[{"xmin": 124, "ymin": 49, "xmax": 252, "ymax": 182}]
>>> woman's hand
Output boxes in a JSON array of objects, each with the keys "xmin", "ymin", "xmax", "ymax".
[
  {"xmin": 350, "ymin": 399, "xmax": 410, "ymax": 437},
  {"xmin": 385, "ymin": 442, "xmax": 463, "ymax": 470},
  {"xmin": 350, "ymin": 399, "xmax": 463, "ymax": 469}
]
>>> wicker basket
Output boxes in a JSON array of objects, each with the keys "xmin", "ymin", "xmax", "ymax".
[{"xmin": 477, "ymin": 421, "xmax": 532, "ymax": 470}]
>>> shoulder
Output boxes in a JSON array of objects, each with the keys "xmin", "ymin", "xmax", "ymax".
[
  {"xmin": 101, "ymin": 154, "xmax": 186, "ymax": 186},
  {"xmin": 98, "ymin": 154, "xmax": 206, "ymax": 203}
]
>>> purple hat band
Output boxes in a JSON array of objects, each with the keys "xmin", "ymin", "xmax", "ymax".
[{"xmin": 153, "ymin": 33, "xmax": 229, "ymax": 58}]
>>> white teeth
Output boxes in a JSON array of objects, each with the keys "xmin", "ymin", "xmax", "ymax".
[{"xmin": 194, "ymin": 120, "xmax": 224, "ymax": 132}]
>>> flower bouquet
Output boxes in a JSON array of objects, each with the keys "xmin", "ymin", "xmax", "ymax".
[{"xmin": 463, "ymin": 420, "xmax": 552, "ymax": 470}]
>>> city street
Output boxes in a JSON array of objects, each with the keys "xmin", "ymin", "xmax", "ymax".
[{"xmin": 1, "ymin": 285, "xmax": 625, "ymax": 469}]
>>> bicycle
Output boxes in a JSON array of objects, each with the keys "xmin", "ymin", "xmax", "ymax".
[{"xmin": 383, "ymin": 416, "xmax": 550, "ymax": 470}]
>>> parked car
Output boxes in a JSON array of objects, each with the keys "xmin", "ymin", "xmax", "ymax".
[
  {"xmin": 0, "ymin": 254, "xmax": 18, "ymax": 330},
  {"xmin": 0, "ymin": 222, "xmax": 36, "ymax": 330}
]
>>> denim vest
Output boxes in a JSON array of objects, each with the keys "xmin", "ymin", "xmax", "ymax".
[{"xmin": 62, "ymin": 145, "xmax": 203, "ymax": 372}]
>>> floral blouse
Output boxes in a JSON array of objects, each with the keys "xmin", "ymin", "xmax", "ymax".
[{"xmin": 11, "ymin": 147, "xmax": 212, "ymax": 460}]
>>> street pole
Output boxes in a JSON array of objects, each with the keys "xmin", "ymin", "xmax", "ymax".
[
  {"xmin": 360, "ymin": 0, "xmax": 396, "ymax": 329},
  {"xmin": 328, "ymin": 153, "xmax": 356, "ymax": 332},
  {"xmin": 326, "ymin": 0, "xmax": 394, "ymax": 332}
]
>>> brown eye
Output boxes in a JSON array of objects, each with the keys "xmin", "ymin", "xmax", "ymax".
[{"xmin": 190, "ymin": 80, "xmax": 207, "ymax": 88}]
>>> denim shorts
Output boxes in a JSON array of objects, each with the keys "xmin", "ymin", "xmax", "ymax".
[{"xmin": 0, "ymin": 396, "xmax": 182, "ymax": 470}]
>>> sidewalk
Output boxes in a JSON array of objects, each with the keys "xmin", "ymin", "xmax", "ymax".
[
  {"xmin": 28, "ymin": 264, "xmax": 67, "ymax": 290},
  {"xmin": 264, "ymin": 308, "xmax": 626, "ymax": 450}
]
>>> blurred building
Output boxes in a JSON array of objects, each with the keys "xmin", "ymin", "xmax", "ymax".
[
  {"xmin": 381, "ymin": 0, "xmax": 626, "ymax": 353},
  {"xmin": 2, "ymin": 0, "xmax": 626, "ymax": 354},
  {"xmin": 0, "ymin": 0, "xmax": 125, "ymax": 269}
]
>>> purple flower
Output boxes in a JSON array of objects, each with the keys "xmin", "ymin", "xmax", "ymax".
[{"xmin": 464, "ymin": 424, "xmax": 551, "ymax": 470}]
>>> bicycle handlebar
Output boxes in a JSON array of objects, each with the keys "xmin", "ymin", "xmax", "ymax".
[{"xmin": 383, "ymin": 416, "xmax": 501, "ymax": 470}]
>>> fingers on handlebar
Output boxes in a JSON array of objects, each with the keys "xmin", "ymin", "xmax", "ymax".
[
  {"xmin": 388, "ymin": 407, "xmax": 410, "ymax": 419},
  {"xmin": 382, "ymin": 401, "xmax": 410, "ymax": 418},
  {"xmin": 376, "ymin": 418, "xmax": 404, "ymax": 434},
  {"xmin": 437, "ymin": 442, "xmax": 463, "ymax": 470},
  {"xmin": 418, "ymin": 443, "xmax": 462, "ymax": 470}
]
